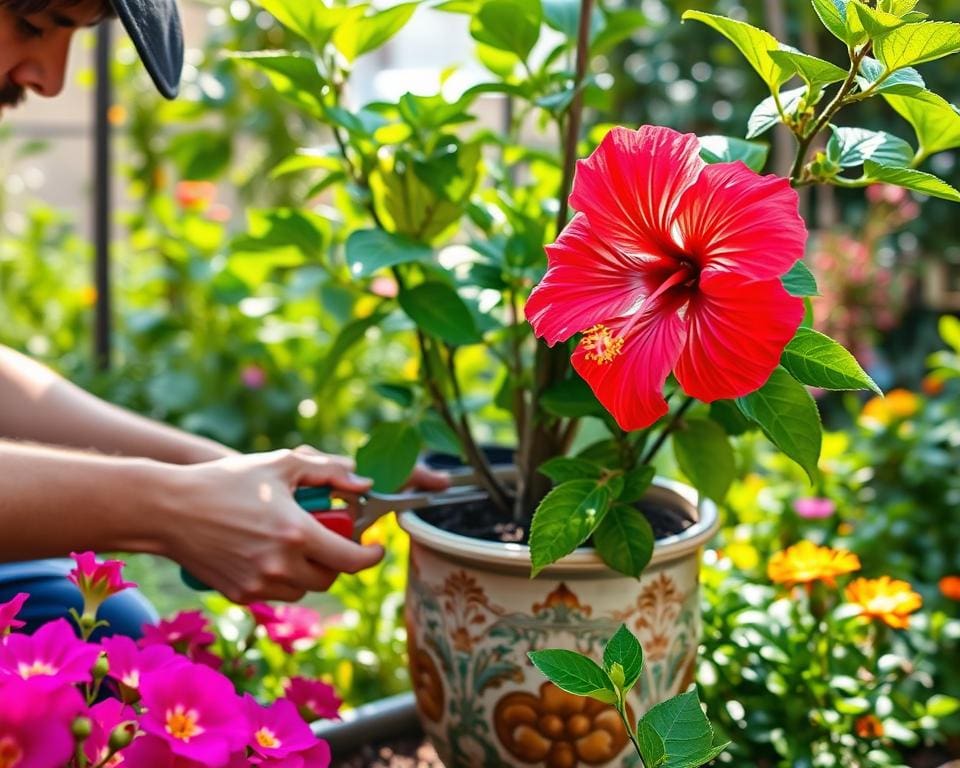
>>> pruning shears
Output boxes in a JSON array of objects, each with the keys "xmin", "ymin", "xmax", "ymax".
[{"xmin": 181, "ymin": 465, "xmax": 516, "ymax": 591}]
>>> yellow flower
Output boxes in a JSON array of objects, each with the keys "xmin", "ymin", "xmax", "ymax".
[
  {"xmin": 845, "ymin": 576, "xmax": 922, "ymax": 629},
  {"xmin": 860, "ymin": 389, "xmax": 919, "ymax": 427},
  {"xmin": 767, "ymin": 540, "xmax": 861, "ymax": 587}
]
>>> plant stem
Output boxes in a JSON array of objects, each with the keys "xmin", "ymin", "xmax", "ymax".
[
  {"xmin": 618, "ymin": 702, "xmax": 645, "ymax": 767},
  {"xmin": 640, "ymin": 397, "xmax": 695, "ymax": 466}
]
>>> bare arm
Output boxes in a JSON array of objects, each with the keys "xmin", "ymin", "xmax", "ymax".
[{"xmin": 0, "ymin": 344, "xmax": 234, "ymax": 463}]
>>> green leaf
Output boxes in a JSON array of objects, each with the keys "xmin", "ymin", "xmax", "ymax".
[
  {"xmin": 538, "ymin": 457, "xmax": 603, "ymax": 484},
  {"xmin": 926, "ymin": 695, "xmax": 960, "ymax": 718},
  {"xmin": 591, "ymin": 9, "xmax": 647, "ymax": 56},
  {"xmin": 875, "ymin": 22, "xmax": 960, "ymax": 70},
  {"xmin": 826, "ymin": 126, "xmax": 913, "ymax": 168},
  {"xmin": 255, "ymin": 0, "xmax": 356, "ymax": 48},
  {"xmin": 530, "ymin": 480, "xmax": 613, "ymax": 576},
  {"xmin": 864, "ymin": 161, "xmax": 960, "ymax": 202},
  {"xmin": 638, "ymin": 690, "xmax": 721, "ymax": 768},
  {"xmin": 471, "ymin": 0, "xmax": 541, "ymax": 60},
  {"xmin": 356, "ymin": 422, "xmax": 422, "ymax": 493},
  {"xmin": 681, "ymin": 11, "xmax": 790, "ymax": 92},
  {"xmin": 883, "ymin": 0, "xmax": 919, "ymax": 15},
  {"xmin": 602, "ymin": 625, "xmax": 644, "ymax": 693},
  {"xmin": 540, "ymin": 377, "xmax": 604, "ymax": 418},
  {"xmin": 231, "ymin": 51, "xmax": 327, "ymax": 117},
  {"xmin": 638, "ymin": 721, "xmax": 667, "ymax": 768},
  {"xmin": 320, "ymin": 309, "xmax": 390, "ymax": 377},
  {"xmin": 747, "ymin": 87, "xmax": 805, "ymax": 139},
  {"xmin": 698, "ymin": 135, "xmax": 769, "ymax": 172},
  {"xmin": 541, "ymin": 0, "xmax": 602, "ymax": 39},
  {"xmin": 885, "ymin": 89, "xmax": 960, "ymax": 157},
  {"xmin": 673, "ymin": 418, "xmax": 735, "ymax": 503},
  {"xmin": 812, "ymin": 0, "xmax": 853, "ymax": 43},
  {"xmin": 782, "ymin": 260, "xmax": 819, "ymax": 297},
  {"xmin": 940, "ymin": 315, "xmax": 960, "ymax": 352},
  {"xmin": 737, "ymin": 366, "xmax": 822, "ymax": 483},
  {"xmin": 373, "ymin": 382, "xmax": 415, "ymax": 407},
  {"xmin": 527, "ymin": 649, "xmax": 617, "ymax": 702},
  {"xmin": 769, "ymin": 49, "xmax": 847, "ymax": 90},
  {"xmin": 592, "ymin": 502, "xmax": 655, "ymax": 578},
  {"xmin": 333, "ymin": 2, "xmax": 418, "ymax": 62},
  {"xmin": 345, "ymin": 229, "xmax": 432, "ymax": 278},
  {"xmin": 781, "ymin": 327, "xmax": 881, "ymax": 394},
  {"xmin": 856, "ymin": 56, "xmax": 925, "ymax": 95},
  {"xmin": 848, "ymin": 0, "xmax": 906, "ymax": 43},
  {"xmin": 167, "ymin": 130, "xmax": 231, "ymax": 181},
  {"xmin": 619, "ymin": 465, "xmax": 655, "ymax": 504},
  {"xmin": 398, "ymin": 281, "xmax": 482, "ymax": 346}
]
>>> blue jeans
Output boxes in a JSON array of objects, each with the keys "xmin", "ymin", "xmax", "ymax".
[{"xmin": 0, "ymin": 558, "xmax": 158, "ymax": 640}]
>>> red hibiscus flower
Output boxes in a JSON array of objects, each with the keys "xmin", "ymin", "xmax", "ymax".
[{"xmin": 525, "ymin": 125, "xmax": 806, "ymax": 431}]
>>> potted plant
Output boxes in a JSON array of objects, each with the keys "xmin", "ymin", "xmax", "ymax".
[{"xmin": 232, "ymin": 0, "xmax": 960, "ymax": 764}]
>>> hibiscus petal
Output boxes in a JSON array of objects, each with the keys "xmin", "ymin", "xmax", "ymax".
[
  {"xmin": 569, "ymin": 126, "xmax": 705, "ymax": 259},
  {"xmin": 673, "ymin": 161, "xmax": 806, "ymax": 280},
  {"xmin": 525, "ymin": 214, "xmax": 649, "ymax": 344},
  {"xmin": 571, "ymin": 297, "xmax": 686, "ymax": 432},
  {"xmin": 674, "ymin": 272, "xmax": 804, "ymax": 402}
]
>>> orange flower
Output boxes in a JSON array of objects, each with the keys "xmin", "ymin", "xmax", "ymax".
[
  {"xmin": 845, "ymin": 576, "xmax": 922, "ymax": 629},
  {"xmin": 855, "ymin": 714, "xmax": 884, "ymax": 739},
  {"xmin": 940, "ymin": 575, "xmax": 960, "ymax": 601},
  {"xmin": 175, "ymin": 180, "xmax": 217, "ymax": 211},
  {"xmin": 860, "ymin": 389, "xmax": 919, "ymax": 427},
  {"xmin": 767, "ymin": 541, "xmax": 861, "ymax": 587},
  {"xmin": 921, "ymin": 374, "xmax": 945, "ymax": 397}
]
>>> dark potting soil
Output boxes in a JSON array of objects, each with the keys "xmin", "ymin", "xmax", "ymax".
[{"xmin": 417, "ymin": 493, "xmax": 696, "ymax": 546}]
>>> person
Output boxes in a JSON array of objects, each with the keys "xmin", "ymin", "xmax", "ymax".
[{"xmin": 0, "ymin": 0, "xmax": 447, "ymax": 632}]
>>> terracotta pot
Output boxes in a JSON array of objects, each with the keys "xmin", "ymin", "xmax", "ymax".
[{"xmin": 399, "ymin": 478, "xmax": 719, "ymax": 768}]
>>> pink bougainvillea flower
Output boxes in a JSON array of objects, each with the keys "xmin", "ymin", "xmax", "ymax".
[
  {"xmin": 0, "ymin": 618, "xmax": 101, "ymax": 683},
  {"xmin": 139, "ymin": 661, "xmax": 248, "ymax": 765},
  {"xmin": 83, "ymin": 698, "xmax": 139, "ymax": 767},
  {"xmin": 68, "ymin": 551, "xmax": 137, "ymax": 616},
  {"xmin": 244, "ymin": 694, "xmax": 320, "ymax": 763},
  {"xmin": 0, "ymin": 592, "xmax": 28, "ymax": 635},
  {"xmin": 141, "ymin": 610, "xmax": 221, "ymax": 668},
  {"xmin": 249, "ymin": 603, "xmax": 324, "ymax": 653},
  {"xmin": 793, "ymin": 497, "xmax": 836, "ymax": 520},
  {"xmin": 525, "ymin": 125, "xmax": 806, "ymax": 431},
  {"xmin": 0, "ymin": 675, "xmax": 87, "ymax": 768},
  {"xmin": 283, "ymin": 677, "xmax": 342, "ymax": 722},
  {"xmin": 101, "ymin": 635, "xmax": 183, "ymax": 700}
]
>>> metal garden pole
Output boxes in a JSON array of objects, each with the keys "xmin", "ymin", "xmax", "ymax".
[{"xmin": 93, "ymin": 20, "xmax": 113, "ymax": 371}]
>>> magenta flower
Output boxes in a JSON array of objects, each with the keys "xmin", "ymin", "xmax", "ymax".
[
  {"xmin": 244, "ymin": 695, "xmax": 320, "ymax": 762},
  {"xmin": 793, "ymin": 497, "xmax": 836, "ymax": 520},
  {"xmin": 101, "ymin": 635, "xmax": 183, "ymax": 700},
  {"xmin": 249, "ymin": 603, "xmax": 324, "ymax": 652},
  {"xmin": 0, "ymin": 592, "xmax": 28, "ymax": 635},
  {"xmin": 241, "ymin": 364, "xmax": 267, "ymax": 390},
  {"xmin": 0, "ymin": 675, "xmax": 87, "ymax": 768},
  {"xmin": 84, "ymin": 698, "xmax": 138, "ymax": 767},
  {"xmin": 0, "ymin": 619, "xmax": 101, "ymax": 683},
  {"xmin": 283, "ymin": 677, "xmax": 342, "ymax": 722},
  {"xmin": 525, "ymin": 125, "xmax": 806, "ymax": 431},
  {"xmin": 141, "ymin": 610, "xmax": 221, "ymax": 667},
  {"xmin": 139, "ymin": 661, "xmax": 249, "ymax": 765},
  {"xmin": 68, "ymin": 551, "xmax": 137, "ymax": 617}
]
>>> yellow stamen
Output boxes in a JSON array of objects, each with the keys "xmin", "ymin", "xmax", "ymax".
[
  {"xmin": 0, "ymin": 737, "xmax": 23, "ymax": 768},
  {"xmin": 581, "ymin": 324, "xmax": 624, "ymax": 364},
  {"xmin": 165, "ymin": 705, "xmax": 204, "ymax": 742},
  {"xmin": 255, "ymin": 728, "xmax": 281, "ymax": 748},
  {"xmin": 17, "ymin": 660, "xmax": 57, "ymax": 678}
]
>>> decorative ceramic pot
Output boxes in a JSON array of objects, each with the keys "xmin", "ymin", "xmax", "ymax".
[{"xmin": 399, "ymin": 478, "xmax": 719, "ymax": 768}]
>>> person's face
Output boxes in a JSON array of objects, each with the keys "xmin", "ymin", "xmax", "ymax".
[{"xmin": 0, "ymin": 0, "xmax": 108, "ymax": 117}]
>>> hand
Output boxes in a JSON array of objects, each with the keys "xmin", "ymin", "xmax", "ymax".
[
  {"xmin": 159, "ymin": 449, "xmax": 384, "ymax": 604},
  {"xmin": 289, "ymin": 445, "xmax": 451, "ymax": 493}
]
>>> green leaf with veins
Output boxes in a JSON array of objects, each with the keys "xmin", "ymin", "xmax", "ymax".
[
  {"xmin": 781, "ymin": 327, "xmax": 881, "ymax": 394},
  {"xmin": 856, "ymin": 57, "xmax": 925, "ymax": 95},
  {"xmin": 884, "ymin": 90, "xmax": 960, "ymax": 157},
  {"xmin": 698, "ymin": 135, "xmax": 769, "ymax": 172},
  {"xmin": 747, "ymin": 87, "xmax": 806, "ymax": 139},
  {"xmin": 527, "ymin": 650, "xmax": 617, "ymax": 703},
  {"xmin": 864, "ymin": 161, "xmax": 960, "ymax": 202},
  {"xmin": 769, "ymin": 49, "xmax": 847, "ymax": 91},
  {"xmin": 530, "ymin": 480, "xmax": 615, "ymax": 576},
  {"xmin": 602, "ymin": 625, "xmax": 644, "ymax": 693},
  {"xmin": 826, "ymin": 126, "xmax": 913, "ymax": 169},
  {"xmin": 875, "ymin": 21, "xmax": 960, "ymax": 70}
]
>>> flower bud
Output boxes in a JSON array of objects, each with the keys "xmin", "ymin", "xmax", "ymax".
[
  {"xmin": 108, "ymin": 722, "xmax": 138, "ymax": 751},
  {"xmin": 92, "ymin": 652, "xmax": 110, "ymax": 680},
  {"xmin": 608, "ymin": 662, "xmax": 625, "ymax": 690},
  {"xmin": 72, "ymin": 716, "xmax": 93, "ymax": 741}
]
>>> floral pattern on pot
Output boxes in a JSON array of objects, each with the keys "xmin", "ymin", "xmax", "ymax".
[
  {"xmin": 403, "ymin": 534, "xmax": 705, "ymax": 767},
  {"xmin": 494, "ymin": 682, "xmax": 632, "ymax": 767}
]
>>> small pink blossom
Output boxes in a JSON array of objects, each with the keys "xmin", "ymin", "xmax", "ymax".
[
  {"xmin": 793, "ymin": 497, "xmax": 836, "ymax": 520},
  {"xmin": 139, "ymin": 661, "xmax": 249, "ymax": 765},
  {"xmin": 84, "ymin": 698, "xmax": 138, "ymax": 767},
  {"xmin": 68, "ymin": 551, "xmax": 136, "ymax": 616},
  {"xmin": 0, "ymin": 675, "xmax": 87, "ymax": 768},
  {"xmin": 249, "ymin": 603, "xmax": 324, "ymax": 653},
  {"xmin": 0, "ymin": 592, "xmax": 28, "ymax": 635},
  {"xmin": 0, "ymin": 619, "xmax": 101, "ymax": 683},
  {"xmin": 101, "ymin": 635, "xmax": 183, "ymax": 700},
  {"xmin": 370, "ymin": 276, "xmax": 399, "ymax": 298},
  {"xmin": 241, "ymin": 364, "xmax": 267, "ymax": 390},
  {"xmin": 283, "ymin": 677, "xmax": 342, "ymax": 722},
  {"xmin": 244, "ymin": 695, "xmax": 320, "ymax": 762},
  {"xmin": 141, "ymin": 610, "xmax": 221, "ymax": 667}
]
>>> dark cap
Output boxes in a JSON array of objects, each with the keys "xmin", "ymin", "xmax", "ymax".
[{"xmin": 111, "ymin": 0, "xmax": 184, "ymax": 99}]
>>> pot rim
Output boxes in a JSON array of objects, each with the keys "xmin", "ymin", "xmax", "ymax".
[{"xmin": 399, "ymin": 476, "xmax": 718, "ymax": 575}]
